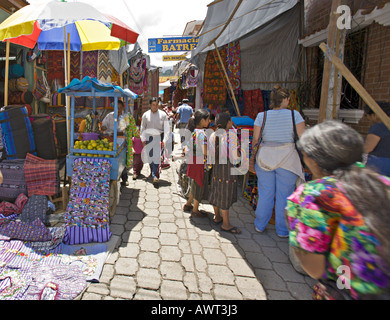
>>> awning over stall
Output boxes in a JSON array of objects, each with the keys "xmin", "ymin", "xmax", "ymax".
[{"xmin": 192, "ymin": 0, "xmax": 298, "ymax": 56}]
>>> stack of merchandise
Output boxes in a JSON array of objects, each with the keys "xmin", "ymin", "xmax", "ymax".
[{"xmin": 63, "ymin": 158, "xmax": 112, "ymax": 245}]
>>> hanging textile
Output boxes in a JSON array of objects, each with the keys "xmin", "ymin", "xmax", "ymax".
[
  {"xmin": 47, "ymin": 51, "xmax": 64, "ymax": 85},
  {"xmin": 182, "ymin": 66, "xmax": 199, "ymax": 89},
  {"xmin": 70, "ymin": 52, "xmax": 81, "ymax": 81},
  {"xmin": 82, "ymin": 51, "xmax": 98, "ymax": 79},
  {"xmin": 243, "ymin": 89, "xmax": 264, "ymax": 120},
  {"xmin": 203, "ymin": 47, "xmax": 227, "ymax": 106},
  {"xmin": 129, "ymin": 54, "xmax": 147, "ymax": 95},
  {"xmin": 261, "ymin": 90, "xmax": 271, "ymax": 111},
  {"xmin": 97, "ymin": 51, "xmax": 113, "ymax": 83},
  {"xmin": 226, "ymin": 41, "xmax": 241, "ymax": 91},
  {"xmin": 288, "ymin": 89, "xmax": 299, "ymax": 111}
]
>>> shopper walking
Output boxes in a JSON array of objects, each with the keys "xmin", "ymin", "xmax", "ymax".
[
  {"xmin": 208, "ymin": 113, "xmax": 241, "ymax": 234},
  {"xmin": 140, "ymin": 97, "xmax": 170, "ymax": 186},
  {"xmin": 249, "ymin": 85, "xmax": 305, "ymax": 237},
  {"xmin": 364, "ymin": 101, "xmax": 390, "ymax": 176},
  {"xmin": 183, "ymin": 109, "xmax": 211, "ymax": 218},
  {"xmin": 176, "ymin": 99, "xmax": 194, "ymax": 146},
  {"xmin": 286, "ymin": 120, "xmax": 390, "ymax": 300}
]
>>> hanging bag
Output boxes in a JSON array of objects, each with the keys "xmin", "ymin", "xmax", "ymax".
[
  {"xmin": 248, "ymin": 111, "xmax": 267, "ymax": 174},
  {"xmin": 33, "ymin": 72, "xmax": 50, "ymax": 103}
]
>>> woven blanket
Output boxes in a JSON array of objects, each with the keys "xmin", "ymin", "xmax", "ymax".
[
  {"xmin": 0, "ymin": 218, "xmax": 52, "ymax": 242},
  {"xmin": 24, "ymin": 153, "xmax": 59, "ymax": 197},
  {"xmin": 47, "ymin": 51, "xmax": 64, "ymax": 84},
  {"xmin": 64, "ymin": 158, "xmax": 112, "ymax": 245},
  {"xmin": 243, "ymin": 89, "xmax": 264, "ymax": 120}
]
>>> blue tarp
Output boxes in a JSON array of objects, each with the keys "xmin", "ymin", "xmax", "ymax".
[{"xmin": 58, "ymin": 76, "xmax": 138, "ymax": 99}]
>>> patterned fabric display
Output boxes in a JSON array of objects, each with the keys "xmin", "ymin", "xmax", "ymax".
[
  {"xmin": 19, "ymin": 195, "xmax": 49, "ymax": 226},
  {"xmin": 22, "ymin": 264, "xmax": 86, "ymax": 300},
  {"xmin": 243, "ymin": 89, "xmax": 264, "ymax": 120},
  {"xmin": 226, "ymin": 41, "xmax": 241, "ymax": 91},
  {"xmin": 24, "ymin": 153, "xmax": 59, "ymax": 197},
  {"xmin": 64, "ymin": 158, "xmax": 112, "ymax": 245},
  {"xmin": 128, "ymin": 54, "xmax": 147, "ymax": 95},
  {"xmin": 47, "ymin": 51, "xmax": 64, "ymax": 84},
  {"xmin": 203, "ymin": 48, "xmax": 227, "ymax": 106},
  {"xmin": 0, "ymin": 218, "xmax": 52, "ymax": 242},
  {"xmin": 82, "ymin": 51, "xmax": 98, "ymax": 78},
  {"xmin": 97, "ymin": 50, "xmax": 113, "ymax": 83}
]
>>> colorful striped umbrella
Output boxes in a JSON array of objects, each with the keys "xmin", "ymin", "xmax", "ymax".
[{"xmin": 0, "ymin": 1, "xmax": 139, "ymax": 49}]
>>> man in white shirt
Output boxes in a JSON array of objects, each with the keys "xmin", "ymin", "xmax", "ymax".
[{"xmin": 140, "ymin": 97, "xmax": 171, "ymax": 186}]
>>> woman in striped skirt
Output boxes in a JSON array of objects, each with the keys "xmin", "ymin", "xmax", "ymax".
[{"xmin": 208, "ymin": 113, "xmax": 241, "ymax": 234}]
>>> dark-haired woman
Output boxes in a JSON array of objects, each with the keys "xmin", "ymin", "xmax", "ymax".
[
  {"xmin": 183, "ymin": 109, "xmax": 211, "ymax": 218},
  {"xmin": 208, "ymin": 113, "xmax": 242, "ymax": 234},
  {"xmin": 249, "ymin": 85, "xmax": 305, "ymax": 237},
  {"xmin": 286, "ymin": 120, "xmax": 390, "ymax": 300},
  {"xmin": 364, "ymin": 101, "xmax": 390, "ymax": 177}
]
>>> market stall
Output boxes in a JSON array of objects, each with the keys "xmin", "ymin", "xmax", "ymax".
[{"xmin": 59, "ymin": 76, "xmax": 137, "ymax": 219}]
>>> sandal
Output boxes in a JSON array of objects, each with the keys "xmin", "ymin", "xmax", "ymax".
[
  {"xmin": 190, "ymin": 210, "xmax": 208, "ymax": 218},
  {"xmin": 183, "ymin": 204, "xmax": 193, "ymax": 212},
  {"xmin": 221, "ymin": 226, "xmax": 241, "ymax": 234},
  {"xmin": 212, "ymin": 217, "xmax": 223, "ymax": 225}
]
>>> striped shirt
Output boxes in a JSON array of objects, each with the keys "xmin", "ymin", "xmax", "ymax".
[{"xmin": 254, "ymin": 109, "xmax": 304, "ymax": 143}]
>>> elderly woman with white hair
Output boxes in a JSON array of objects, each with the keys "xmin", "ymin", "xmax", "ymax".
[{"xmin": 285, "ymin": 120, "xmax": 390, "ymax": 300}]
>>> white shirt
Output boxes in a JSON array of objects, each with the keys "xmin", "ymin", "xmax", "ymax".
[
  {"xmin": 102, "ymin": 112, "xmax": 127, "ymax": 135},
  {"xmin": 140, "ymin": 109, "xmax": 170, "ymax": 144}
]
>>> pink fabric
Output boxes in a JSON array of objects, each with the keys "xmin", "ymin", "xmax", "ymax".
[{"xmin": 132, "ymin": 137, "xmax": 143, "ymax": 154}]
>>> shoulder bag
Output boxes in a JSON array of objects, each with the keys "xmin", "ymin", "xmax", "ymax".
[
  {"xmin": 291, "ymin": 110, "xmax": 304, "ymax": 166},
  {"xmin": 249, "ymin": 111, "xmax": 267, "ymax": 173}
]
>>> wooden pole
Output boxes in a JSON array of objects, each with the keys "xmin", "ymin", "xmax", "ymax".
[
  {"xmin": 67, "ymin": 33, "xmax": 71, "ymax": 151},
  {"xmin": 4, "ymin": 40, "xmax": 10, "ymax": 107},
  {"xmin": 320, "ymin": 42, "xmax": 390, "ymax": 130},
  {"xmin": 318, "ymin": 0, "xmax": 342, "ymax": 122},
  {"xmin": 213, "ymin": 42, "xmax": 241, "ymax": 116}
]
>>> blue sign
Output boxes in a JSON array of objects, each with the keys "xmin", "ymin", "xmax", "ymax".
[{"xmin": 148, "ymin": 37, "xmax": 199, "ymax": 53}]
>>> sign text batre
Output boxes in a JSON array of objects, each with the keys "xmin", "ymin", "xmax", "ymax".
[{"xmin": 148, "ymin": 37, "xmax": 199, "ymax": 53}]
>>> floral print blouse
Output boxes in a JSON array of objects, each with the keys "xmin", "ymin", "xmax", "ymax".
[{"xmin": 286, "ymin": 176, "xmax": 390, "ymax": 299}]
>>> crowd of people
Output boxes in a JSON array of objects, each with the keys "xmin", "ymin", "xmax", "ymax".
[{"xmin": 81, "ymin": 85, "xmax": 390, "ymax": 300}]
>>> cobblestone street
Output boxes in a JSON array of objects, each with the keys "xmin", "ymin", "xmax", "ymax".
[{"xmin": 80, "ymin": 132, "xmax": 316, "ymax": 300}]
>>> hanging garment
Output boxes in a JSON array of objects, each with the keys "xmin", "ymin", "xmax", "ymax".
[
  {"xmin": 128, "ymin": 54, "xmax": 147, "ymax": 95},
  {"xmin": 226, "ymin": 41, "xmax": 241, "ymax": 91},
  {"xmin": 47, "ymin": 51, "xmax": 64, "ymax": 84},
  {"xmin": 243, "ymin": 89, "xmax": 264, "ymax": 120},
  {"xmin": 203, "ymin": 47, "xmax": 227, "ymax": 106}
]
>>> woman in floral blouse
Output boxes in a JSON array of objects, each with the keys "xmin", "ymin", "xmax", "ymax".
[{"xmin": 286, "ymin": 120, "xmax": 390, "ymax": 300}]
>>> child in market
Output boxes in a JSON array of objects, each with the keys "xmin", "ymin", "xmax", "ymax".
[
  {"xmin": 183, "ymin": 109, "xmax": 211, "ymax": 218},
  {"xmin": 208, "ymin": 112, "xmax": 241, "ymax": 234},
  {"xmin": 132, "ymin": 132, "xmax": 144, "ymax": 180}
]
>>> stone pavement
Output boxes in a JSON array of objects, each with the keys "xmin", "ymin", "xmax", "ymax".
[{"xmin": 80, "ymin": 133, "xmax": 316, "ymax": 300}]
